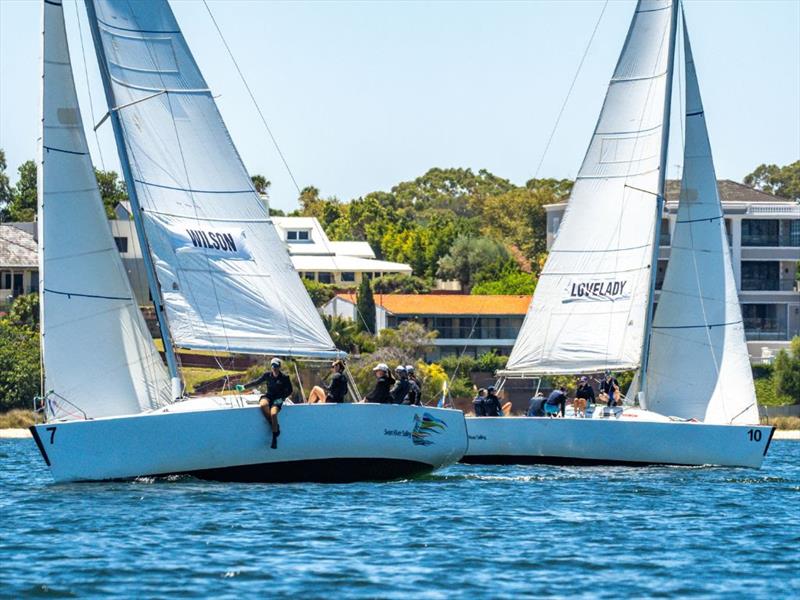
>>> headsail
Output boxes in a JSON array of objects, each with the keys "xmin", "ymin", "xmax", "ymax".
[
  {"xmin": 503, "ymin": 0, "xmax": 678, "ymax": 375},
  {"xmin": 39, "ymin": 0, "xmax": 170, "ymax": 419},
  {"xmin": 84, "ymin": 0, "xmax": 339, "ymax": 358},
  {"xmin": 642, "ymin": 16, "xmax": 758, "ymax": 424}
]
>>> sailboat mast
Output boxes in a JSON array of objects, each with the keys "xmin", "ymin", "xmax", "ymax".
[
  {"xmin": 82, "ymin": 0, "xmax": 182, "ymax": 396},
  {"xmin": 639, "ymin": 0, "xmax": 680, "ymax": 402}
]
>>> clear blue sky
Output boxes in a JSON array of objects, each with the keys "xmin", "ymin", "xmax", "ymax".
[{"xmin": 1, "ymin": 0, "xmax": 798, "ymax": 211}]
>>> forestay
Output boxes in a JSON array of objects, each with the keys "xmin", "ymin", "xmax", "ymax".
[
  {"xmin": 504, "ymin": 0, "xmax": 677, "ymax": 375},
  {"xmin": 39, "ymin": 0, "xmax": 170, "ymax": 419},
  {"xmin": 643, "ymin": 18, "xmax": 758, "ymax": 424},
  {"xmin": 85, "ymin": 0, "xmax": 338, "ymax": 357}
]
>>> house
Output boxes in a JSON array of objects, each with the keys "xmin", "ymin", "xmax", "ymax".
[
  {"xmin": 111, "ymin": 205, "xmax": 412, "ymax": 302},
  {"xmin": 545, "ymin": 179, "xmax": 800, "ymax": 359},
  {"xmin": 324, "ymin": 293, "xmax": 530, "ymax": 360},
  {"xmin": 271, "ymin": 216, "xmax": 412, "ymax": 285},
  {"xmin": 0, "ymin": 223, "xmax": 38, "ymax": 309}
]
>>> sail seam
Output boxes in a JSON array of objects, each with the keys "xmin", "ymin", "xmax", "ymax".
[
  {"xmin": 108, "ymin": 77, "xmax": 211, "ymax": 95},
  {"xmin": 675, "ymin": 214, "xmax": 723, "ymax": 223},
  {"xmin": 43, "ymin": 146, "xmax": 88, "ymax": 156},
  {"xmin": 549, "ymin": 243, "xmax": 651, "ymax": 253},
  {"xmin": 133, "ymin": 179, "xmax": 253, "ymax": 195},
  {"xmin": 96, "ymin": 18, "xmax": 180, "ymax": 35},
  {"xmin": 143, "ymin": 208, "xmax": 272, "ymax": 223},
  {"xmin": 686, "ymin": 110, "xmax": 704, "ymax": 117},
  {"xmin": 611, "ymin": 71, "xmax": 668, "ymax": 83},
  {"xmin": 44, "ymin": 288, "xmax": 132, "ymax": 301},
  {"xmin": 652, "ymin": 320, "xmax": 742, "ymax": 330},
  {"xmin": 43, "ymin": 0, "xmax": 62, "ymax": 6}
]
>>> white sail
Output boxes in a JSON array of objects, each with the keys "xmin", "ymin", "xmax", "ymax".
[
  {"xmin": 643, "ymin": 17, "xmax": 758, "ymax": 424},
  {"xmin": 39, "ymin": 0, "xmax": 170, "ymax": 420},
  {"xmin": 84, "ymin": 0, "xmax": 339, "ymax": 357},
  {"xmin": 504, "ymin": 0, "xmax": 678, "ymax": 375}
]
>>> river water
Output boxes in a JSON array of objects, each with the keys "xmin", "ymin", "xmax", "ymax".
[{"xmin": 1, "ymin": 438, "xmax": 798, "ymax": 598}]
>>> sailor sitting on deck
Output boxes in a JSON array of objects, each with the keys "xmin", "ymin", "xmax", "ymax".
[
  {"xmin": 472, "ymin": 388, "xmax": 487, "ymax": 416},
  {"xmin": 527, "ymin": 394, "xmax": 547, "ymax": 417},
  {"xmin": 573, "ymin": 376, "xmax": 595, "ymax": 417},
  {"xmin": 545, "ymin": 387, "xmax": 567, "ymax": 417},
  {"xmin": 483, "ymin": 386, "xmax": 503, "ymax": 417},
  {"xmin": 307, "ymin": 359, "xmax": 349, "ymax": 404},
  {"xmin": 365, "ymin": 363, "xmax": 394, "ymax": 404},
  {"xmin": 237, "ymin": 357, "xmax": 293, "ymax": 449},
  {"xmin": 599, "ymin": 371, "xmax": 620, "ymax": 407},
  {"xmin": 403, "ymin": 365, "xmax": 422, "ymax": 406},
  {"xmin": 390, "ymin": 365, "xmax": 411, "ymax": 404}
]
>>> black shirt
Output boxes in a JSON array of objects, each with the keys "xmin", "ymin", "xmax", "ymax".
[
  {"xmin": 390, "ymin": 377, "xmax": 410, "ymax": 405},
  {"xmin": 599, "ymin": 378, "xmax": 619, "ymax": 396},
  {"xmin": 365, "ymin": 376, "xmax": 393, "ymax": 404},
  {"xmin": 575, "ymin": 383, "xmax": 596, "ymax": 403},
  {"xmin": 527, "ymin": 396, "xmax": 546, "ymax": 417},
  {"xmin": 484, "ymin": 393, "xmax": 503, "ymax": 417},
  {"xmin": 244, "ymin": 370, "xmax": 293, "ymax": 401},
  {"xmin": 325, "ymin": 371, "xmax": 348, "ymax": 403},
  {"xmin": 403, "ymin": 379, "xmax": 421, "ymax": 406}
]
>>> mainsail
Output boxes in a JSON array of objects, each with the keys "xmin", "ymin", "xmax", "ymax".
[
  {"xmin": 84, "ymin": 0, "xmax": 339, "ymax": 357},
  {"xmin": 39, "ymin": 0, "xmax": 170, "ymax": 419},
  {"xmin": 643, "ymin": 17, "xmax": 758, "ymax": 424},
  {"xmin": 504, "ymin": 0, "xmax": 678, "ymax": 375}
]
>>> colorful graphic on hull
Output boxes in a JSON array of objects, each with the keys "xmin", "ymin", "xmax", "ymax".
[{"xmin": 412, "ymin": 412, "xmax": 447, "ymax": 446}]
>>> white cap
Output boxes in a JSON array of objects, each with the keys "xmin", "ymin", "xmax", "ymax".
[
  {"xmin": 405, "ymin": 365, "xmax": 415, "ymax": 373},
  {"xmin": 395, "ymin": 365, "xmax": 407, "ymax": 373},
  {"xmin": 373, "ymin": 363, "xmax": 389, "ymax": 372},
  {"xmin": 270, "ymin": 357, "xmax": 282, "ymax": 367}
]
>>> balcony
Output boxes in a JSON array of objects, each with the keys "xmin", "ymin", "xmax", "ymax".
[
  {"xmin": 433, "ymin": 326, "xmax": 522, "ymax": 340},
  {"xmin": 741, "ymin": 233, "xmax": 800, "ymax": 248},
  {"xmin": 740, "ymin": 277, "xmax": 798, "ymax": 292},
  {"xmin": 744, "ymin": 320, "xmax": 788, "ymax": 341}
]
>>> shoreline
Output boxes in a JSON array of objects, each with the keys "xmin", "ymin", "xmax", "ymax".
[{"xmin": 3, "ymin": 428, "xmax": 799, "ymax": 440}]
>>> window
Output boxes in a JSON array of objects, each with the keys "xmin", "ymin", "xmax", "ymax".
[
  {"xmin": 742, "ymin": 304, "xmax": 787, "ymax": 340},
  {"xmin": 341, "ymin": 272, "xmax": 355, "ymax": 282},
  {"xmin": 303, "ymin": 272, "xmax": 315, "ymax": 280},
  {"xmin": 741, "ymin": 261, "xmax": 779, "ymax": 291},
  {"xmin": 317, "ymin": 272, "xmax": 333, "ymax": 284},
  {"xmin": 286, "ymin": 230, "xmax": 310, "ymax": 243},
  {"xmin": 742, "ymin": 219, "xmax": 779, "ymax": 247},
  {"xmin": 655, "ymin": 260, "xmax": 668, "ymax": 290},
  {"xmin": 114, "ymin": 236, "xmax": 128, "ymax": 253},
  {"xmin": 29, "ymin": 270, "xmax": 39, "ymax": 293},
  {"xmin": 0, "ymin": 271, "xmax": 9, "ymax": 290},
  {"xmin": 659, "ymin": 218, "xmax": 671, "ymax": 246}
]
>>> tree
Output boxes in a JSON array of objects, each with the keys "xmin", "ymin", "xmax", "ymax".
[
  {"xmin": 436, "ymin": 236, "xmax": 512, "ymax": 292},
  {"xmin": 373, "ymin": 274, "xmax": 431, "ymax": 294},
  {"xmin": 8, "ymin": 293, "xmax": 39, "ymax": 329},
  {"xmin": 744, "ymin": 161, "xmax": 800, "ymax": 200},
  {"xmin": 0, "ymin": 149, "xmax": 12, "ymax": 220},
  {"xmin": 355, "ymin": 276, "xmax": 376, "ymax": 334},
  {"xmin": 7, "ymin": 160, "xmax": 37, "ymax": 221},
  {"xmin": 0, "ymin": 297, "xmax": 41, "ymax": 411},
  {"xmin": 251, "ymin": 174, "xmax": 271, "ymax": 196},
  {"xmin": 773, "ymin": 336, "xmax": 800, "ymax": 403},
  {"xmin": 301, "ymin": 278, "xmax": 335, "ymax": 308},
  {"xmin": 94, "ymin": 168, "xmax": 128, "ymax": 218},
  {"xmin": 322, "ymin": 314, "xmax": 360, "ymax": 353},
  {"xmin": 471, "ymin": 271, "xmax": 537, "ymax": 295}
]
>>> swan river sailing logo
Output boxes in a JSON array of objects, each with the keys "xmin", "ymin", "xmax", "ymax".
[{"xmin": 383, "ymin": 412, "xmax": 448, "ymax": 446}]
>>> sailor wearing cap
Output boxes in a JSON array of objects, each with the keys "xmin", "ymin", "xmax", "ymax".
[
  {"xmin": 238, "ymin": 357, "xmax": 293, "ymax": 449},
  {"xmin": 483, "ymin": 385, "xmax": 503, "ymax": 417},
  {"xmin": 390, "ymin": 365, "xmax": 410, "ymax": 404},
  {"xmin": 365, "ymin": 363, "xmax": 393, "ymax": 404},
  {"xmin": 404, "ymin": 365, "xmax": 422, "ymax": 406},
  {"xmin": 308, "ymin": 359, "xmax": 349, "ymax": 404}
]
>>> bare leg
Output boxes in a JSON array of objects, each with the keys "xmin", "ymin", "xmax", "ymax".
[
  {"xmin": 258, "ymin": 397, "xmax": 272, "ymax": 426},
  {"xmin": 270, "ymin": 406, "xmax": 280, "ymax": 449},
  {"xmin": 308, "ymin": 386, "xmax": 327, "ymax": 404}
]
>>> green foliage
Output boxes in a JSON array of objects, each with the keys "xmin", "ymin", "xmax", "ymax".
[
  {"xmin": 436, "ymin": 236, "xmax": 513, "ymax": 291},
  {"xmin": 7, "ymin": 160, "xmax": 37, "ymax": 221},
  {"xmin": 301, "ymin": 278, "xmax": 336, "ymax": 308},
  {"xmin": 471, "ymin": 271, "xmax": 536, "ymax": 295},
  {"xmin": 251, "ymin": 174, "xmax": 271, "ymax": 196},
  {"xmin": 744, "ymin": 161, "xmax": 800, "ymax": 200},
  {"xmin": 8, "ymin": 293, "xmax": 39, "ymax": 329},
  {"xmin": 94, "ymin": 168, "xmax": 128, "ymax": 219},
  {"xmin": 0, "ymin": 149, "xmax": 12, "ymax": 220},
  {"xmin": 356, "ymin": 277, "xmax": 376, "ymax": 334},
  {"xmin": 323, "ymin": 314, "xmax": 360, "ymax": 353},
  {"xmin": 372, "ymin": 273, "xmax": 431, "ymax": 294},
  {"xmin": 773, "ymin": 336, "xmax": 800, "ymax": 403},
  {"xmin": 438, "ymin": 351, "xmax": 509, "ymax": 375},
  {"xmin": 0, "ymin": 316, "xmax": 40, "ymax": 412}
]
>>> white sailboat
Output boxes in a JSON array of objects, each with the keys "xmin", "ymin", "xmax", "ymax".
[
  {"xmin": 30, "ymin": 0, "xmax": 467, "ymax": 483},
  {"xmin": 463, "ymin": 0, "xmax": 774, "ymax": 468}
]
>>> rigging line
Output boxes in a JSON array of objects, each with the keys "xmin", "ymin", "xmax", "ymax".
[
  {"xmin": 73, "ymin": 0, "xmax": 106, "ymax": 170},
  {"xmin": 202, "ymin": 0, "xmax": 302, "ymax": 195},
  {"xmin": 531, "ymin": 0, "xmax": 608, "ymax": 180}
]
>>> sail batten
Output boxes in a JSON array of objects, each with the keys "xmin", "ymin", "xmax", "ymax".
[
  {"xmin": 85, "ymin": 0, "xmax": 338, "ymax": 358},
  {"xmin": 504, "ymin": 0, "xmax": 677, "ymax": 376},
  {"xmin": 642, "ymin": 14, "xmax": 758, "ymax": 425},
  {"xmin": 40, "ymin": 0, "xmax": 170, "ymax": 420}
]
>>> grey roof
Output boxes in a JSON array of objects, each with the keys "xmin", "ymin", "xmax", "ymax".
[
  {"xmin": 0, "ymin": 224, "xmax": 38, "ymax": 268},
  {"xmin": 665, "ymin": 179, "xmax": 791, "ymax": 203}
]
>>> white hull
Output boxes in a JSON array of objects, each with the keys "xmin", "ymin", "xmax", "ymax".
[
  {"xmin": 30, "ymin": 399, "xmax": 468, "ymax": 483},
  {"xmin": 463, "ymin": 410, "xmax": 774, "ymax": 468}
]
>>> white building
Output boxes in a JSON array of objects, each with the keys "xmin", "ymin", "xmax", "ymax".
[
  {"xmin": 545, "ymin": 180, "xmax": 800, "ymax": 359},
  {"xmin": 271, "ymin": 216, "xmax": 412, "ymax": 285},
  {"xmin": 0, "ymin": 223, "xmax": 38, "ymax": 309}
]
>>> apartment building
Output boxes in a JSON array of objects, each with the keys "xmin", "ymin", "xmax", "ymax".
[{"xmin": 545, "ymin": 180, "xmax": 800, "ymax": 359}]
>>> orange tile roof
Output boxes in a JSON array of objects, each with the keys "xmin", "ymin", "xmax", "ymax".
[{"xmin": 334, "ymin": 293, "xmax": 531, "ymax": 315}]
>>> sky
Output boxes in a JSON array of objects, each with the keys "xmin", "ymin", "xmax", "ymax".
[{"xmin": 1, "ymin": 0, "xmax": 798, "ymax": 212}]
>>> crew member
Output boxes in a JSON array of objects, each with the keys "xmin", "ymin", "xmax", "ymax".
[
  {"xmin": 239, "ymin": 357, "xmax": 293, "ymax": 449},
  {"xmin": 546, "ymin": 386, "xmax": 568, "ymax": 417},
  {"xmin": 308, "ymin": 360, "xmax": 349, "ymax": 404},
  {"xmin": 472, "ymin": 388, "xmax": 487, "ymax": 416},
  {"xmin": 390, "ymin": 365, "xmax": 411, "ymax": 404},
  {"xmin": 365, "ymin": 363, "xmax": 393, "ymax": 404},
  {"xmin": 527, "ymin": 394, "xmax": 547, "ymax": 417},
  {"xmin": 483, "ymin": 386, "xmax": 503, "ymax": 417},
  {"xmin": 575, "ymin": 376, "xmax": 596, "ymax": 407},
  {"xmin": 405, "ymin": 365, "xmax": 422, "ymax": 405},
  {"xmin": 599, "ymin": 371, "xmax": 620, "ymax": 407}
]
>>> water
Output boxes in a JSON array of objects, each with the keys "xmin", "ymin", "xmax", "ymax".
[{"xmin": 1, "ymin": 439, "xmax": 798, "ymax": 598}]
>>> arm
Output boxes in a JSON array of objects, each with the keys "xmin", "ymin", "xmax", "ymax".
[{"xmin": 242, "ymin": 371, "xmax": 267, "ymax": 390}]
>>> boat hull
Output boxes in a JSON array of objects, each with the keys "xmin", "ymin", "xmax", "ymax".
[
  {"xmin": 462, "ymin": 416, "xmax": 775, "ymax": 468},
  {"xmin": 30, "ymin": 403, "xmax": 468, "ymax": 483}
]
